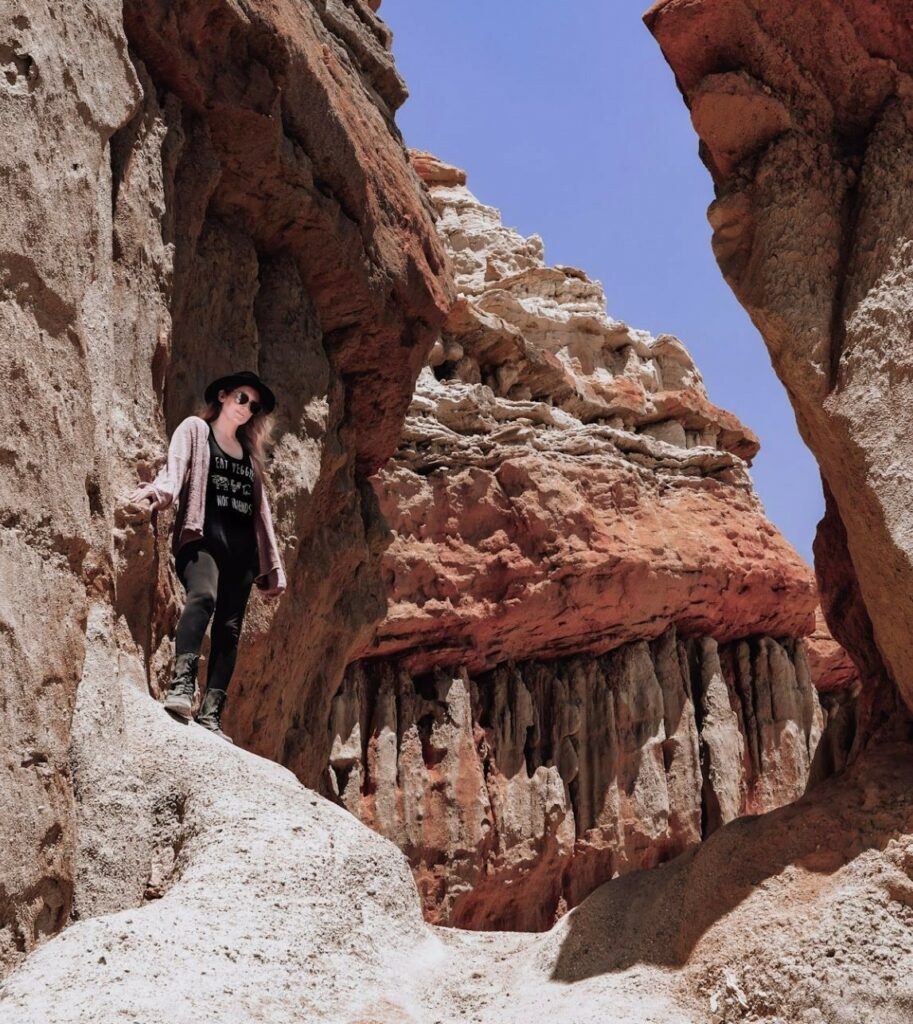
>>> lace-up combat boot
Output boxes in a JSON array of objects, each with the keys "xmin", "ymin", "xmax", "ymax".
[
  {"xmin": 196, "ymin": 688, "xmax": 234, "ymax": 744},
  {"xmin": 163, "ymin": 652, "xmax": 200, "ymax": 719}
]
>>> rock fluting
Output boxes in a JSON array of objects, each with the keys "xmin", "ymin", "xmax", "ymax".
[
  {"xmin": 2, "ymin": 0, "xmax": 906, "ymax": 1018},
  {"xmin": 0, "ymin": 0, "xmax": 450, "ymax": 973},
  {"xmin": 332, "ymin": 627, "xmax": 824, "ymax": 930},
  {"xmin": 332, "ymin": 154, "xmax": 850, "ymax": 929},
  {"xmin": 4, "ymin": 614, "xmax": 913, "ymax": 1023}
]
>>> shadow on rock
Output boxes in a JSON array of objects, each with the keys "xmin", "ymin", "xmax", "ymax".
[{"xmin": 550, "ymin": 739, "xmax": 913, "ymax": 981}]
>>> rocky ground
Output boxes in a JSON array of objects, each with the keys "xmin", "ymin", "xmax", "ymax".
[{"xmin": 2, "ymin": 610, "xmax": 911, "ymax": 1023}]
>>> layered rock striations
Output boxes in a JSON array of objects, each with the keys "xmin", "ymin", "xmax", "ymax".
[
  {"xmin": 0, "ymin": 0, "xmax": 449, "ymax": 973},
  {"xmin": 358, "ymin": 153, "xmax": 816, "ymax": 671},
  {"xmin": 332, "ymin": 155, "xmax": 848, "ymax": 929},
  {"xmin": 1, "ymin": 0, "xmax": 904, "ymax": 1018},
  {"xmin": 645, "ymin": 0, "xmax": 913, "ymax": 741}
]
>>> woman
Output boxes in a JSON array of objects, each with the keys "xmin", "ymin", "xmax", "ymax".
[{"xmin": 127, "ymin": 370, "xmax": 286, "ymax": 743}]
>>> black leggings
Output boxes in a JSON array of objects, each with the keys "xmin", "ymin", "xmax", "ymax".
[{"xmin": 174, "ymin": 540, "xmax": 256, "ymax": 693}]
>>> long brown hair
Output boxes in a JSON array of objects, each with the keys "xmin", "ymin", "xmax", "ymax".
[{"xmin": 193, "ymin": 392, "xmax": 277, "ymax": 476}]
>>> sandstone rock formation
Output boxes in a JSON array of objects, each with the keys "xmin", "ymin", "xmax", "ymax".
[
  {"xmin": 358, "ymin": 154, "xmax": 817, "ymax": 670},
  {"xmin": 3, "ymin": 0, "xmax": 901, "ymax": 1017},
  {"xmin": 331, "ymin": 156, "xmax": 851, "ymax": 929},
  {"xmin": 3, "ymin": 611, "xmax": 913, "ymax": 1024},
  {"xmin": 645, "ymin": 0, "xmax": 913, "ymax": 740},
  {"xmin": 804, "ymin": 607, "xmax": 859, "ymax": 695},
  {"xmin": 0, "ymin": 0, "xmax": 449, "ymax": 973},
  {"xmin": 332, "ymin": 627, "xmax": 825, "ymax": 930}
]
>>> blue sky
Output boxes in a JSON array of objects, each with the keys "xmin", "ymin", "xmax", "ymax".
[{"xmin": 381, "ymin": 0, "xmax": 823, "ymax": 564}]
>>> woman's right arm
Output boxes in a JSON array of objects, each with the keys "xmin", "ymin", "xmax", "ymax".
[{"xmin": 135, "ymin": 418, "xmax": 194, "ymax": 511}]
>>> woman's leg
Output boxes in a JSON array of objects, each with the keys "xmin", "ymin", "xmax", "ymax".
[
  {"xmin": 205, "ymin": 562, "xmax": 257, "ymax": 692},
  {"xmin": 174, "ymin": 542, "xmax": 219, "ymax": 657}
]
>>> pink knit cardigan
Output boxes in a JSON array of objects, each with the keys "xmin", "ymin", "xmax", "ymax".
[{"xmin": 149, "ymin": 416, "xmax": 287, "ymax": 596}]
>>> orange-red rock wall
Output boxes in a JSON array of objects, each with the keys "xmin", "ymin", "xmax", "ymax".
[
  {"xmin": 334, "ymin": 627, "xmax": 826, "ymax": 930},
  {"xmin": 646, "ymin": 0, "xmax": 913, "ymax": 741},
  {"xmin": 0, "ymin": 0, "xmax": 450, "ymax": 973},
  {"xmin": 329, "ymin": 156, "xmax": 856, "ymax": 929}
]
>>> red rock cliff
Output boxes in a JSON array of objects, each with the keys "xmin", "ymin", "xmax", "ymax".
[
  {"xmin": 329, "ymin": 153, "xmax": 853, "ymax": 930},
  {"xmin": 645, "ymin": 0, "xmax": 913, "ymax": 744},
  {"xmin": 0, "ymin": 0, "xmax": 450, "ymax": 972}
]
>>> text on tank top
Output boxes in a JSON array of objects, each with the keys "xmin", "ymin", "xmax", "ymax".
[{"xmin": 204, "ymin": 425, "xmax": 258, "ymax": 565}]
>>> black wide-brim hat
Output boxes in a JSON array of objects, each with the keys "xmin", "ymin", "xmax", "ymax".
[{"xmin": 203, "ymin": 370, "xmax": 276, "ymax": 413}]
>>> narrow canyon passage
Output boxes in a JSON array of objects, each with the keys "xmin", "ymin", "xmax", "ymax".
[{"xmin": 4, "ymin": 0, "xmax": 913, "ymax": 1021}]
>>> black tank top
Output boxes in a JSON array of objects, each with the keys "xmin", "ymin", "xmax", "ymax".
[{"xmin": 203, "ymin": 425, "xmax": 258, "ymax": 569}]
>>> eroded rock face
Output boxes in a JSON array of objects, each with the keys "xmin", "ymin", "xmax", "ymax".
[
  {"xmin": 356, "ymin": 154, "xmax": 817, "ymax": 673},
  {"xmin": 805, "ymin": 607, "xmax": 861, "ymax": 696},
  {"xmin": 1, "ymin": 1, "xmax": 898, "ymax": 1015},
  {"xmin": 332, "ymin": 626, "xmax": 823, "ymax": 930},
  {"xmin": 334, "ymin": 157, "xmax": 847, "ymax": 929},
  {"xmin": 0, "ymin": 0, "xmax": 449, "ymax": 973},
  {"xmin": 115, "ymin": 0, "xmax": 452, "ymax": 792},
  {"xmin": 5, "ymin": 614, "xmax": 913, "ymax": 1024},
  {"xmin": 0, "ymin": 0, "xmax": 141, "ymax": 970},
  {"xmin": 645, "ymin": 0, "xmax": 913, "ymax": 739}
]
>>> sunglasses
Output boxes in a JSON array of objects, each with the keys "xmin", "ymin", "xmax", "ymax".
[{"xmin": 230, "ymin": 390, "xmax": 262, "ymax": 415}]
